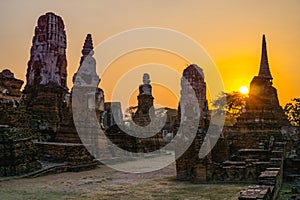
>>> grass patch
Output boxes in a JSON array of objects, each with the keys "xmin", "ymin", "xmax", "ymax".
[
  {"xmin": 0, "ymin": 189, "xmax": 84, "ymax": 200},
  {"xmin": 279, "ymin": 181, "xmax": 293, "ymax": 200}
]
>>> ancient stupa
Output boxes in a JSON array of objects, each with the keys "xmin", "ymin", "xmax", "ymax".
[
  {"xmin": 55, "ymin": 34, "xmax": 104, "ymax": 143},
  {"xmin": 22, "ymin": 12, "xmax": 68, "ymax": 132},
  {"xmin": 132, "ymin": 73, "xmax": 154, "ymax": 126},
  {"xmin": 226, "ymin": 35, "xmax": 290, "ymax": 151}
]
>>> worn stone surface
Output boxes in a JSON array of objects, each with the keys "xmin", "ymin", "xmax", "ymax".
[
  {"xmin": 34, "ymin": 142, "xmax": 95, "ymax": 165},
  {"xmin": 239, "ymin": 185, "xmax": 272, "ymax": 200},
  {"xmin": 238, "ymin": 168, "xmax": 281, "ymax": 200},
  {"xmin": 0, "ymin": 126, "xmax": 41, "ymax": 176},
  {"xmin": 0, "ymin": 103, "xmax": 43, "ymax": 140}
]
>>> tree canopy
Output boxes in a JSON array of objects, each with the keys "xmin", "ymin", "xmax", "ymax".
[
  {"xmin": 212, "ymin": 91, "xmax": 248, "ymax": 125},
  {"xmin": 284, "ymin": 98, "xmax": 300, "ymax": 126}
]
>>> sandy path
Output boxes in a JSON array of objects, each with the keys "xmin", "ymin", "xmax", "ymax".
[{"xmin": 0, "ymin": 159, "xmax": 246, "ymax": 200}]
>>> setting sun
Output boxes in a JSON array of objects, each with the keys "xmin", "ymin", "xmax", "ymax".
[{"xmin": 239, "ymin": 86, "xmax": 249, "ymax": 95}]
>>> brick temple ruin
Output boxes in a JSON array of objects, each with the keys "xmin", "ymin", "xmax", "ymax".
[
  {"xmin": 106, "ymin": 73, "xmax": 164, "ymax": 154},
  {"xmin": 1, "ymin": 11, "xmax": 299, "ymax": 199},
  {"xmin": 0, "ymin": 12, "xmax": 165, "ymax": 175},
  {"xmin": 175, "ymin": 64, "xmax": 209, "ymax": 180},
  {"xmin": 175, "ymin": 35, "xmax": 295, "ymax": 200},
  {"xmin": 22, "ymin": 12, "xmax": 68, "ymax": 133},
  {"xmin": 0, "ymin": 12, "xmax": 104, "ymax": 175}
]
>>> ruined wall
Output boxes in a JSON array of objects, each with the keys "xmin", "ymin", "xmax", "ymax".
[
  {"xmin": 106, "ymin": 122, "xmax": 165, "ymax": 154},
  {"xmin": 0, "ymin": 126, "xmax": 41, "ymax": 176},
  {"xmin": 211, "ymin": 137, "xmax": 230, "ymax": 163},
  {"xmin": 0, "ymin": 69, "xmax": 24, "ymax": 103},
  {"xmin": 104, "ymin": 74, "xmax": 165, "ymax": 155},
  {"xmin": 239, "ymin": 167, "xmax": 282, "ymax": 200},
  {"xmin": 34, "ymin": 142, "xmax": 95, "ymax": 165}
]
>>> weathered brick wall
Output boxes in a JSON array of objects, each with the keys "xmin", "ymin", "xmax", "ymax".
[
  {"xmin": 23, "ymin": 85, "xmax": 67, "ymax": 133},
  {"xmin": 0, "ymin": 126, "xmax": 41, "ymax": 176},
  {"xmin": 239, "ymin": 185, "xmax": 272, "ymax": 200},
  {"xmin": 239, "ymin": 168, "xmax": 281, "ymax": 200},
  {"xmin": 106, "ymin": 125, "xmax": 165, "ymax": 154},
  {"xmin": 0, "ymin": 104, "xmax": 42, "ymax": 139},
  {"xmin": 0, "ymin": 69, "xmax": 23, "ymax": 101},
  {"xmin": 224, "ymin": 130, "xmax": 283, "ymax": 155},
  {"xmin": 211, "ymin": 138, "xmax": 230, "ymax": 163},
  {"xmin": 176, "ymin": 139, "xmax": 203, "ymax": 181},
  {"xmin": 34, "ymin": 142, "xmax": 95, "ymax": 165}
]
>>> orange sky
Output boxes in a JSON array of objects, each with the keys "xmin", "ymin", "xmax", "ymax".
[{"xmin": 0, "ymin": 0, "xmax": 299, "ymax": 110}]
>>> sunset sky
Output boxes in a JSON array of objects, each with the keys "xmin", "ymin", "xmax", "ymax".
[{"xmin": 0, "ymin": 0, "xmax": 299, "ymax": 110}]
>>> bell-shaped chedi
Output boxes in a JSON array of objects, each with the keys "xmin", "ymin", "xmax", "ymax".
[
  {"xmin": 245, "ymin": 35, "xmax": 288, "ymax": 125},
  {"xmin": 56, "ymin": 34, "xmax": 105, "ymax": 143},
  {"xmin": 73, "ymin": 34, "xmax": 101, "ymax": 89},
  {"xmin": 35, "ymin": 34, "xmax": 104, "ymax": 169},
  {"xmin": 225, "ymin": 35, "xmax": 290, "ymax": 152},
  {"xmin": 72, "ymin": 34, "xmax": 104, "ymax": 112},
  {"xmin": 248, "ymin": 34, "xmax": 280, "ymax": 110},
  {"xmin": 22, "ymin": 12, "xmax": 68, "ymax": 132},
  {"xmin": 67, "ymin": 34, "xmax": 108, "ymax": 161}
]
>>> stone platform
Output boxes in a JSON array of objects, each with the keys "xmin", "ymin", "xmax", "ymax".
[{"xmin": 34, "ymin": 141, "xmax": 97, "ymax": 171}]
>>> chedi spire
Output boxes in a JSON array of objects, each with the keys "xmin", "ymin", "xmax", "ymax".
[
  {"xmin": 73, "ymin": 34, "xmax": 99, "ymax": 87},
  {"xmin": 258, "ymin": 34, "xmax": 273, "ymax": 80},
  {"xmin": 81, "ymin": 34, "xmax": 93, "ymax": 56}
]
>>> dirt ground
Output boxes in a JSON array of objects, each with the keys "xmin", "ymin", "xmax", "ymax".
[{"xmin": 0, "ymin": 159, "xmax": 248, "ymax": 200}]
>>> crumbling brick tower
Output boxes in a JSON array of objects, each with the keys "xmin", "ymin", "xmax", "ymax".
[
  {"xmin": 22, "ymin": 12, "xmax": 68, "ymax": 133},
  {"xmin": 131, "ymin": 73, "xmax": 164, "ymax": 153},
  {"xmin": 176, "ymin": 64, "xmax": 209, "ymax": 181},
  {"xmin": 132, "ymin": 73, "xmax": 154, "ymax": 126}
]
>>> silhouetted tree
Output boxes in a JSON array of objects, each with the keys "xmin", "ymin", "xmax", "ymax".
[
  {"xmin": 124, "ymin": 106, "xmax": 138, "ymax": 120},
  {"xmin": 212, "ymin": 91, "xmax": 248, "ymax": 124},
  {"xmin": 284, "ymin": 98, "xmax": 300, "ymax": 126}
]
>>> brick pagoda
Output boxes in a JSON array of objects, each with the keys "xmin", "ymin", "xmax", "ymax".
[{"xmin": 22, "ymin": 12, "xmax": 68, "ymax": 132}]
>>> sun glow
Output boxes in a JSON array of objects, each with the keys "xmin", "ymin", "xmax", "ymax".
[{"xmin": 239, "ymin": 86, "xmax": 249, "ymax": 95}]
